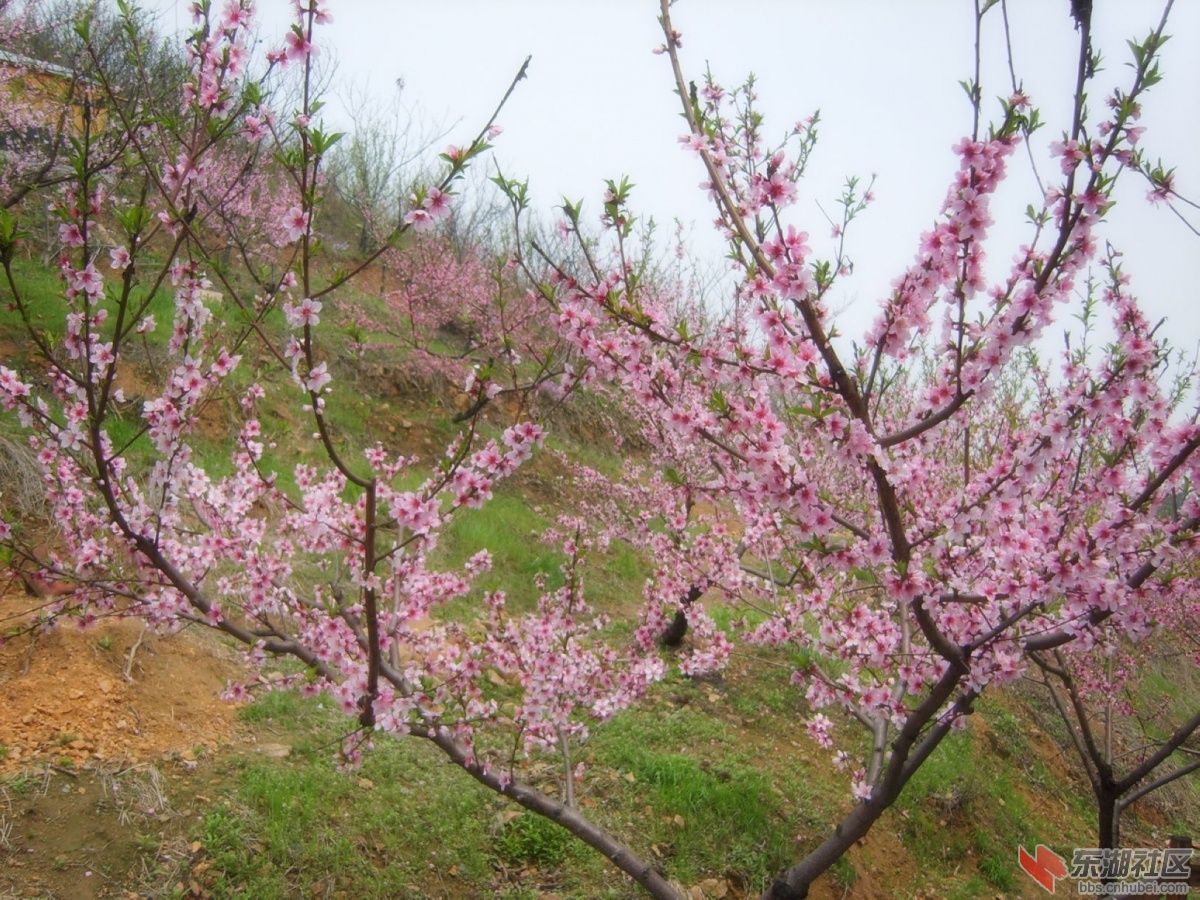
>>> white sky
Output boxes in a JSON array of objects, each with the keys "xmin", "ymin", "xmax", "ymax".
[{"xmin": 144, "ymin": 0, "xmax": 1200, "ymax": 361}]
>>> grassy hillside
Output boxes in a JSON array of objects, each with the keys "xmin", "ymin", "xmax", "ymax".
[{"xmin": 1, "ymin": 250, "xmax": 1197, "ymax": 900}]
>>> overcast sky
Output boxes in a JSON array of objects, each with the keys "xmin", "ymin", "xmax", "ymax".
[{"xmin": 144, "ymin": 0, "xmax": 1200, "ymax": 359}]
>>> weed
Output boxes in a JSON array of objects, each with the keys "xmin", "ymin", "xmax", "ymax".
[
  {"xmin": 830, "ymin": 854, "xmax": 857, "ymax": 891},
  {"xmin": 725, "ymin": 663, "xmax": 795, "ymax": 719},
  {"xmin": 238, "ymin": 688, "xmax": 307, "ymax": 723},
  {"xmin": 3, "ymin": 773, "xmax": 35, "ymax": 796},
  {"xmin": 200, "ymin": 803, "xmax": 248, "ymax": 858},
  {"xmin": 977, "ymin": 847, "xmax": 1015, "ymax": 891},
  {"xmin": 986, "ymin": 707, "xmax": 1026, "ymax": 758},
  {"xmin": 96, "ymin": 636, "xmax": 114, "ymax": 651},
  {"xmin": 55, "ymin": 733, "xmax": 79, "ymax": 746},
  {"xmin": 1025, "ymin": 756, "xmax": 1055, "ymax": 790},
  {"xmin": 495, "ymin": 813, "xmax": 572, "ymax": 867},
  {"xmin": 947, "ymin": 874, "xmax": 996, "ymax": 899},
  {"xmin": 494, "ymin": 888, "xmax": 540, "ymax": 900}
]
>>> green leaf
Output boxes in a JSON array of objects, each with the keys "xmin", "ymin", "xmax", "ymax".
[
  {"xmin": 0, "ymin": 207, "xmax": 21, "ymax": 264},
  {"xmin": 116, "ymin": 205, "xmax": 151, "ymax": 238},
  {"xmin": 0, "ymin": 207, "xmax": 17, "ymax": 245},
  {"xmin": 310, "ymin": 129, "xmax": 344, "ymax": 155}
]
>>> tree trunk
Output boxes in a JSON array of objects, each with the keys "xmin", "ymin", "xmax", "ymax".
[
  {"xmin": 1097, "ymin": 785, "xmax": 1117, "ymax": 850},
  {"xmin": 763, "ymin": 798, "xmax": 886, "ymax": 899},
  {"xmin": 763, "ymin": 671, "xmax": 974, "ymax": 898},
  {"xmin": 658, "ymin": 584, "xmax": 704, "ymax": 647},
  {"xmin": 659, "ymin": 608, "xmax": 689, "ymax": 647}
]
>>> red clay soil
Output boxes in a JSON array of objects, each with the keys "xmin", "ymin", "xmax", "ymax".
[{"xmin": 0, "ymin": 589, "xmax": 247, "ymax": 775}]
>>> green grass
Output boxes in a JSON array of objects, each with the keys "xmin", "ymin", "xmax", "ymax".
[
  {"xmin": 198, "ymin": 695, "xmax": 498, "ymax": 897},
  {"xmin": 587, "ymin": 538, "xmax": 645, "ymax": 600},
  {"xmin": 985, "ymin": 706, "xmax": 1027, "ymax": 758},
  {"xmin": 829, "ymin": 854, "xmax": 857, "ymax": 892},
  {"xmin": 196, "ymin": 680, "xmax": 826, "ymax": 897},
  {"xmin": 435, "ymin": 490, "xmax": 565, "ymax": 612},
  {"xmin": 586, "ymin": 701, "xmax": 809, "ymax": 891},
  {"xmin": 0, "ymin": 256, "xmax": 69, "ymax": 340},
  {"xmin": 895, "ymin": 717, "xmax": 1046, "ymax": 893},
  {"xmin": 0, "ymin": 254, "xmax": 182, "ymax": 355},
  {"xmin": 495, "ymin": 813, "xmax": 574, "ymax": 867},
  {"xmin": 235, "ymin": 687, "xmax": 310, "ymax": 724},
  {"xmin": 1, "ymin": 772, "xmax": 37, "ymax": 795},
  {"xmin": 608, "ymin": 750, "xmax": 796, "ymax": 884}
]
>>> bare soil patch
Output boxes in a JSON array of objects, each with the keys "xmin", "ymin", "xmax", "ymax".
[
  {"xmin": 1, "ymin": 589, "xmax": 251, "ymax": 899},
  {"xmin": 1, "ymin": 597, "xmax": 246, "ymax": 774}
]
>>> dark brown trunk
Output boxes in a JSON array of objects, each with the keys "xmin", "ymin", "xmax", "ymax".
[
  {"xmin": 659, "ymin": 608, "xmax": 689, "ymax": 646},
  {"xmin": 658, "ymin": 584, "xmax": 704, "ymax": 647},
  {"xmin": 1097, "ymin": 785, "xmax": 1117, "ymax": 849}
]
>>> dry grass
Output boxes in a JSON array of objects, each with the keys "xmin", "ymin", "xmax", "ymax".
[{"xmin": 0, "ymin": 435, "xmax": 45, "ymax": 522}]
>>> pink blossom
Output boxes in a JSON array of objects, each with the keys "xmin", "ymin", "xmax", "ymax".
[
  {"xmin": 282, "ymin": 206, "xmax": 309, "ymax": 242},
  {"xmin": 243, "ymin": 113, "xmax": 270, "ymax": 143},
  {"xmin": 404, "ymin": 208, "xmax": 433, "ymax": 232},
  {"xmin": 284, "ymin": 27, "xmax": 316, "ymax": 62},
  {"xmin": 284, "ymin": 297, "xmax": 322, "ymax": 328},
  {"xmin": 71, "ymin": 265, "xmax": 104, "ymax": 297},
  {"xmin": 424, "ymin": 187, "xmax": 452, "ymax": 219},
  {"xmin": 1050, "ymin": 138, "xmax": 1087, "ymax": 174},
  {"xmin": 59, "ymin": 223, "xmax": 84, "ymax": 247},
  {"xmin": 304, "ymin": 362, "xmax": 331, "ymax": 392}
]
